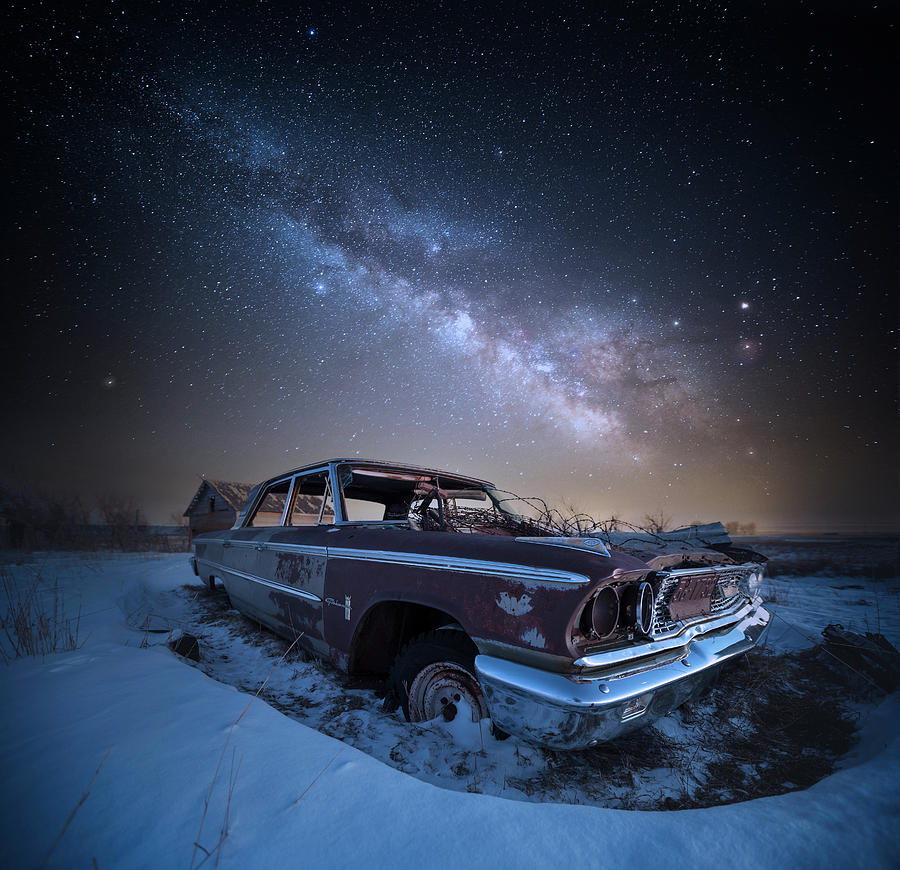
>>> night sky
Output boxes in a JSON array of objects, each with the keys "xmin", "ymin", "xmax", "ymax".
[{"xmin": 5, "ymin": 2, "xmax": 897, "ymax": 531}]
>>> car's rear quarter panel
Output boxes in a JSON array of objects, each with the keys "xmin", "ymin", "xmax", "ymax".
[{"xmin": 194, "ymin": 527, "xmax": 332, "ymax": 657}]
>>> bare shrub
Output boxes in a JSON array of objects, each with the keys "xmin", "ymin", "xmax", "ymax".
[
  {"xmin": 169, "ymin": 511, "xmax": 189, "ymax": 528},
  {"xmin": 0, "ymin": 569, "xmax": 82, "ymax": 662},
  {"xmin": 0, "ymin": 485, "xmax": 185, "ymax": 552},
  {"xmin": 0, "ymin": 486, "xmax": 91, "ymax": 550},
  {"xmin": 641, "ymin": 509, "xmax": 672, "ymax": 534},
  {"xmin": 725, "ymin": 520, "xmax": 757, "ymax": 536},
  {"xmin": 96, "ymin": 494, "xmax": 147, "ymax": 550}
]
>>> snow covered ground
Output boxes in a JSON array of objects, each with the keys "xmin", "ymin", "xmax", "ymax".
[{"xmin": 1, "ymin": 547, "xmax": 898, "ymax": 869}]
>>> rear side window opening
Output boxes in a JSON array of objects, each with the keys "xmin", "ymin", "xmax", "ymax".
[{"xmin": 247, "ymin": 479, "xmax": 290, "ymax": 527}]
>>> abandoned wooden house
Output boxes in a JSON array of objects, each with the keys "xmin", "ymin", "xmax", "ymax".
[{"xmin": 183, "ymin": 479, "xmax": 254, "ymax": 541}]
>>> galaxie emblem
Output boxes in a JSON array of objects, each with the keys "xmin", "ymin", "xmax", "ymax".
[{"xmin": 325, "ymin": 594, "xmax": 352, "ymax": 621}]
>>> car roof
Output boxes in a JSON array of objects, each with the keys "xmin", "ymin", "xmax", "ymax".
[{"xmin": 264, "ymin": 459, "xmax": 496, "ymax": 488}]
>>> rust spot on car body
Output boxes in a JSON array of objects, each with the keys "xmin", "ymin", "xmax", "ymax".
[
  {"xmin": 496, "ymin": 591, "xmax": 533, "ymax": 615},
  {"xmin": 521, "ymin": 627, "xmax": 548, "ymax": 649},
  {"xmin": 274, "ymin": 551, "xmax": 326, "ymax": 590}
]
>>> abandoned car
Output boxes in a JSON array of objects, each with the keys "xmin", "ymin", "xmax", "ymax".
[{"xmin": 190, "ymin": 459, "xmax": 770, "ymax": 749}]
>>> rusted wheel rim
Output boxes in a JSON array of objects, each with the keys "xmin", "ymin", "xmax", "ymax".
[{"xmin": 407, "ymin": 661, "xmax": 489, "ymax": 723}]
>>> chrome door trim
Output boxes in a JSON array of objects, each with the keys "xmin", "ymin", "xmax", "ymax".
[
  {"xmin": 326, "ymin": 547, "xmax": 590, "ymax": 585},
  {"xmin": 203, "ymin": 559, "xmax": 323, "ymax": 603},
  {"xmin": 223, "ymin": 541, "xmax": 327, "ymax": 557}
]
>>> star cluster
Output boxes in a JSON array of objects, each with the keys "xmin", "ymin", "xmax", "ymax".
[{"xmin": 4, "ymin": 2, "xmax": 897, "ymax": 531}]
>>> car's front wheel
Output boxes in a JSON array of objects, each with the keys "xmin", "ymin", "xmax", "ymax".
[{"xmin": 389, "ymin": 630, "xmax": 490, "ymax": 724}]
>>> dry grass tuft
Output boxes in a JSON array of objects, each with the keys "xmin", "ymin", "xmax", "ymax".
[
  {"xmin": 0, "ymin": 568, "xmax": 82, "ymax": 662},
  {"xmin": 682, "ymin": 646, "xmax": 867, "ymax": 806}
]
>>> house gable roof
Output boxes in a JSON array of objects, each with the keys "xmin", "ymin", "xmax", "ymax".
[{"xmin": 183, "ymin": 479, "xmax": 254, "ymax": 516}]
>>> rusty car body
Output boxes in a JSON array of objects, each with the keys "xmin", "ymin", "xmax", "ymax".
[{"xmin": 190, "ymin": 458, "xmax": 770, "ymax": 749}]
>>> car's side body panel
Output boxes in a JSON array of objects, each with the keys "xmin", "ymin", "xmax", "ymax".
[{"xmin": 318, "ymin": 526, "xmax": 648, "ymax": 663}]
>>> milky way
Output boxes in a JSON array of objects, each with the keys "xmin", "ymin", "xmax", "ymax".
[{"xmin": 5, "ymin": 3, "xmax": 897, "ymax": 530}]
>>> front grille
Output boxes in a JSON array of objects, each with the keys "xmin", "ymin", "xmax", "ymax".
[{"xmin": 651, "ymin": 566, "xmax": 749, "ymax": 637}]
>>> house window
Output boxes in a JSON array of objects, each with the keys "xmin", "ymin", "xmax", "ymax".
[{"xmin": 209, "ymin": 496, "xmax": 216, "ymax": 513}]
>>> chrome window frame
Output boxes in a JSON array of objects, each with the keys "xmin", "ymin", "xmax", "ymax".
[
  {"xmin": 328, "ymin": 461, "xmax": 482, "ymax": 527},
  {"xmin": 332, "ymin": 461, "xmax": 399, "ymax": 526},
  {"xmin": 242, "ymin": 475, "xmax": 295, "ymax": 528},
  {"xmin": 283, "ymin": 466, "xmax": 334, "ymax": 527},
  {"xmin": 328, "ymin": 462, "xmax": 348, "ymax": 524}
]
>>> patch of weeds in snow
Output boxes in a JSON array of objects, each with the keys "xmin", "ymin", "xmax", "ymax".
[
  {"xmin": 680, "ymin": 648, "xmax": 868, "ymax": 806},
  {"xmin": 0, "ymin": 566, "xmax": 83, "ymax": 662}
]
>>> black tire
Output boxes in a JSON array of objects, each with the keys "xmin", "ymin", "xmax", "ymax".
[{"xmin": 388, "ymin": 630, "xmax": 490, "ymax": 724}]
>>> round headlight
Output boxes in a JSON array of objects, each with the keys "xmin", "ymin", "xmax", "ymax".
[
  {"xmin": 591, "ymin": 586, "xmax": 620, "ymax": 639},
  {"xmin": 635, "ymin": 581, "xmax": 655, "ymax": 635},
  {"xmin": 748, "ymin": 570, "xmax": 763, "ymax": 598},
  {"xmin": 740, "ymin": 569, "xmax": 764, "ymax": 599}
]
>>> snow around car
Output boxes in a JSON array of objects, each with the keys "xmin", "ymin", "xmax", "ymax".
[{"xmin": 190, "ymin": 459, "xmax": 770, "ymax": 749}]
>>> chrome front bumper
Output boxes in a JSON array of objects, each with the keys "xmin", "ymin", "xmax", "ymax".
[{"xmin": 475, "ymin": 601, "xmax": 770, "ymax": 750}]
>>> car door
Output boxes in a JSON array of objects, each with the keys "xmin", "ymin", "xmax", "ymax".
[{"xmin": 221, "ymin": 468, "xmax": 334, "ymax": 658}]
